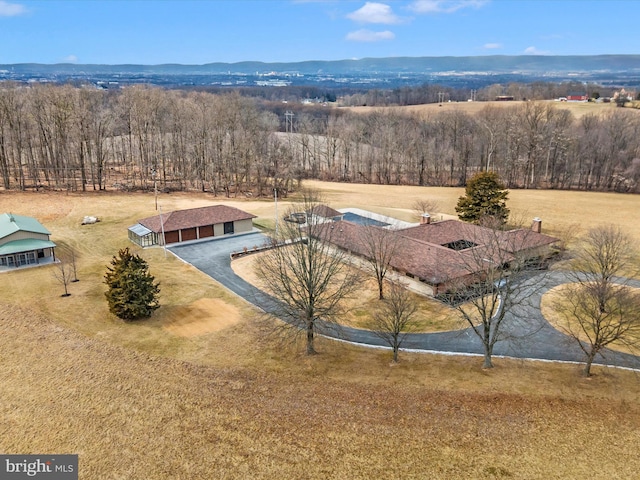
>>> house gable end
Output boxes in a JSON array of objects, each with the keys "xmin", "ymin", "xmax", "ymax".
[{"xmin": 0, "ymin": 213, "xmax": 51, "ymax": 241}]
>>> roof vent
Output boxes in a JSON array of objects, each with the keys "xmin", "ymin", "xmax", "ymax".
[{"xmin": 8, "ymin": 213, "xmax": 15, "ymax": 222}]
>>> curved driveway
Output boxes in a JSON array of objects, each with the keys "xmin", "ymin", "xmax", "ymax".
[{"xmin": 169, "ymin": 233, "xmax": 640, "ymax": 370}]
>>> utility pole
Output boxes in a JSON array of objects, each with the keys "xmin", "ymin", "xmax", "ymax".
[
  {"xmin": 158, "ymin": 204, "xmax": 167, "ymax": 258},
  {"xmin": 152, "ymin": 168, "xmax": 158, "ymax": 211},
  {"xmin": 285, "ymin": 111, "xmax": 294, "ymax": 133},
  {"xmin": 274, "ymin": 187, "xmax": 278, "ymax": 240}
]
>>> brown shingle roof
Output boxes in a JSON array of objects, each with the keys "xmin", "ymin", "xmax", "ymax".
[
  {"xmin": 316, "ymin": 221, "xmax": 484, "ymax": 285},
  {"xmin": 398, "ymin": 220, "xmax": 473, "ymax": 245},
  {"xmin": 316, "ymin": 218, "xmax": 558, "ymax": 287},
  {"xmin": 309, "ymin": 205, "xmax": 343, "ymax": 219},
  {"xmin": 498, "ymin": 229, "xmax": 559, "ymax": 252},
  {"xmin": 138, "ymin": 205, "xmax": 255, "ymax": 233},
  {"xmin": 399, "ymin": 220, "xmax": 558, "ymax": 252}
]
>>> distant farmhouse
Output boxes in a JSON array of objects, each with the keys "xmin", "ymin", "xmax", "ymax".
[
  {"xmin": 129, "ymin": 205, "xmax": 256, "ymax": 247},
  {"xmin": 0, "ymin": 213, "xmax": 56, "ymax": 269},
  {"xmin": 313, "ymin": 211, "xmax": 558, "ymax": 296},
  {"xmin": 566, "ymin": 92, "xmax": 589, "ymax": 102}
]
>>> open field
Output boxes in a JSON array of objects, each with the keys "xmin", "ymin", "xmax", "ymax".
[
  {"xmin": 3, "ymin": 304, "xmax": 640, "ymax": 479},
  {"xmin": 302, "ymin": 180, "xmax": 640, "ymax": 244},
  {"xmin": 342, "ymin": 99, "xmax": 640, "ymax": 119},
  {"xmin": 1, "ymin": 185, "xmax": 640, "ymax": 478}
]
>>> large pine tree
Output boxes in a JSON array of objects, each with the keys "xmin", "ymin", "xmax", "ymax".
[
  {"xmin": 455, "ymin": 171, "xmax": 510, "ymax": 225},
  {"xmin": 104, "ymin": 248, "xmax": 160, "ymax": 320}
]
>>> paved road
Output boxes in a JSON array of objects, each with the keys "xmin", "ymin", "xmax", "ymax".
[{"xmin": 169, "ymin": 234, "xmax": 640, "ymax": 370}]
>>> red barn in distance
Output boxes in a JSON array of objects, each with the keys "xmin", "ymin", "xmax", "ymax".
[{"xmin": 566, "ymin": 92, "xmax": 589, "ymax": 102}]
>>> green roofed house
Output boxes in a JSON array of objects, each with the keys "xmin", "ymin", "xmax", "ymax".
[{"xmin": 0, "ymin": 213, "xmax": 56, "ymax": 269}]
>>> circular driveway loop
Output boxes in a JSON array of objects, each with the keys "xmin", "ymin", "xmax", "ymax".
[{"xmin": 169, "ymin": 233, "xmax": 640, "ymax": 370}]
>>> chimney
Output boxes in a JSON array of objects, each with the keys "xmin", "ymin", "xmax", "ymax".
[
  {"xmin": 420, "ymin": 213, "xmax": 431, "ymax": 225},
  {"xmin": 531, "ymin": 217, "xmax": 542, "ymax": 233}
]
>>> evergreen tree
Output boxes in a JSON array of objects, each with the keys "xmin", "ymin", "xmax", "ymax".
[
  {"xmin": 104, "ymin": 247, "xmax": 160, "ymax": 320},
  {"xmin": 455, "ymin": 171, "xmax": 510, "ymax": 225}
]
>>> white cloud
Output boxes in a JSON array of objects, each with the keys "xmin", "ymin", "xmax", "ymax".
[
  {"xmin": 346, "ymin": 29, "xmax": 395, "ymax": 42},
  {"xmin": 62, "ymin": 55, "xmax": 78, "ymax": 63},
  {"xmin": 409, "ymin": 0, "xmax": 488, "ymax": 14},
  {"xmin": 347, "ymin": 2, "xmax": 402, "ymax": 24},
  {"xmin": 0, "ymin": 1, "xmax": 27, "ymax": 17},
  {"xmin": 524, "ymin": 46, "xmax": 549, "ymax": 55},
  {"xmin": 483, "ymin": 43, "xmax": 502, "ymax": 50}
]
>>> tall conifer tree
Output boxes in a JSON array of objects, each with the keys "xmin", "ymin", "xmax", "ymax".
[
  {"xmin": 104, "ymin": 248, "xmax": 160, "ymax": 320},
  {"xmin": 455, "ymin": 171, "xmax": 509, "ymax": 224}
]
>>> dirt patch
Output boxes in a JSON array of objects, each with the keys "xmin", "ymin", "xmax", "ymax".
[{"xmin": 162, "ymin": 298, "xmax": 241, "ymax": 337}]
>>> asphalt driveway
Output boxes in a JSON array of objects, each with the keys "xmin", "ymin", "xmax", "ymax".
[
  {"xmin": 168, "ymin": 232, "xmax": 277, "ymax": 310},
  {"xmin": 168, "ymin": 235, "xmax": 640, "ymax": 369}
]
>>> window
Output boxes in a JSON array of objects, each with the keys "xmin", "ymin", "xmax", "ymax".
[{"xmin": 223, "ymin": 221, "xmax": 234, "ymax": 235}]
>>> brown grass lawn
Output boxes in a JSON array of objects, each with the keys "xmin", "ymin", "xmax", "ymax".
[
  {"xmin": 541, "ymin": 284, "xmax": 640, "ymax": 356},
  {"xmin": 1, "ymin": 187, "xmax": 640, "ymax": 479},
  {"xmin": 231, "ymin": 251, "xmax": 456, "ymax": 332},
  {"xmin": 302, "ymin": 180, "xmax": 640, "ymax": 245},
  {"xmin": 341, "ymin": 99, "xmax": 640, "ymax": 120}
]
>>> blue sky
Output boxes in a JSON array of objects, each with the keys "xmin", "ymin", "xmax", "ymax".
[{"xmin": 0, "ymin": 0, "xmax": 638, "ymax": 64}]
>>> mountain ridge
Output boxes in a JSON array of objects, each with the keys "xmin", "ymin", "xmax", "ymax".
[
  {"xmin": 3, "ymin": 55, "xmax": 640, "ymax": 75},
  {"xmin": 3, "ymin": 55, "xmax": 639, "ymax": 90}
]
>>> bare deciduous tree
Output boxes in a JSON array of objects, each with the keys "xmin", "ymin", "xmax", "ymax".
[
  {"xmin": 556, "ymin": 225, "xmax": 640, "ymax": 376},
  {"xmin": 373, "ymin": 280, "xmax": 418, "ymax": 363},
  {"xmin": 412, "ymin": 198, "xmax": 440, "ymax": 220},
  {"xmin": 0, "ymin": 82, "xmax": 639, "ymax": 194},
  {"xmin": 52, "ymin": 256, "xmax": 73, "ymax": 297},
  {"xmin": 255, "ymin": 188, "xmax": 361, "ymax": 355},
  {"xmin": 440, "ymin": 219, "xmax": 553, "ymax": 368},
  {"xmin": 358, "ymin": 225, "xmax": 399, "ymax": 300}
]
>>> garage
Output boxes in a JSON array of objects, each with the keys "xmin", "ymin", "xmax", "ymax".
[
  {"xmin": 181, "ymin": 227, "xmax": 197, "ymax": 241},
  {"xmin": 199, "ymin": 225, "xmax": 214, "ymax": 238},
  {"xmin": 164, "ymin": 231, "xmax": 180, "ymax": 244},
  {"xmin": 129, "ymin": 204, "xmax": 256, "ymax": 247}
]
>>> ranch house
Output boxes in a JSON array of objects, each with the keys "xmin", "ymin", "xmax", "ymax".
[
  {"xmin": 315, "ymin": 214, "xmax": 558, "ymax": 296},
  {"xmin": 129, "ymin": 205, "xmax": 256, "ymax": 247},
  {"xmin": 0, "ymin": 213, "xmax": 56, "ymax": 269}
]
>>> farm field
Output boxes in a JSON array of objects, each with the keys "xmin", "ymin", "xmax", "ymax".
[
  {"xmin": 1, "ymin": 183, "xmax": 640, "ymax": 479},
  {"xmin": 341, "ymin": 99, "xmax": 640, "ymax": 120}
]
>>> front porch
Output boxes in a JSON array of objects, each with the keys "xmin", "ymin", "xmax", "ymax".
[{"xmin": 0, "ymin": 240, "xmax": 56, "ymax": 271}]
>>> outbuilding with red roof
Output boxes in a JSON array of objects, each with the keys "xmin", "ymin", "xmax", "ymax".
[{"xmin": 128, "ymin": 205, "xmax": 256, "ymax": 247}]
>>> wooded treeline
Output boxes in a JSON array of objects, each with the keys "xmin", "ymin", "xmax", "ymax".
[{"xmin": 0, "ymin": 82, "xmax": 639, "ymax": 195}]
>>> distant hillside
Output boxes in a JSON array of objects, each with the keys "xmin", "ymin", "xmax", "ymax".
[
  {"xmin": 3, "ymin": 55, "xmax": 640, "ymax": 75},
  {"xmin": 2, "ymin": 55, "xmax": 639, "ymax": 90}
]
